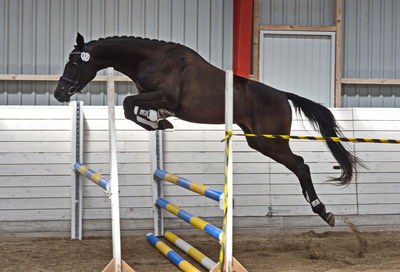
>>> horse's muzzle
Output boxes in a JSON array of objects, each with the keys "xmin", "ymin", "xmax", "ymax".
[{"xmin": 54, "ymin": 88, "xmax": 71, "ymax": 103}]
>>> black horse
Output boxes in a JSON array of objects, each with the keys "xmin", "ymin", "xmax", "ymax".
[{"xmin": 55, "ymin": 33, "xmax": 360, "ymax": 227}]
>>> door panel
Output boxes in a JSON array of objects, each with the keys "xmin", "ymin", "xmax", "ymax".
[{"xmin": 260, "ymin": 31, "xmax": 335, "ymax": 106}]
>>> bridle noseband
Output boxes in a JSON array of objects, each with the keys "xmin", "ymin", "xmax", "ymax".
[{"xmin": 59, "ymin": 45, "xmax": 91, "ymax": 95}]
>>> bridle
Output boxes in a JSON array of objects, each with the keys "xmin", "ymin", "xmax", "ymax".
[{"xmin": 59, "ymin": 45, "xmax": 91, "ymax": 95}]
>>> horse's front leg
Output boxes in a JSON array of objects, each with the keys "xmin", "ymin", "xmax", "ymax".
[{"xmin": 123, "ymin": 91, "xmax": 176, "ymax": 131}]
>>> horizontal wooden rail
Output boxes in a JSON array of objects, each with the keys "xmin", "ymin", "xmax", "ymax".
[
  {"xmin": 340, "ymin": 78, "xmax": 400, "ymax": 85},
  {"xmin": 2, "ymin": 75, "xmax": 399, "ymax": 86},
  {"xmin": 260, "ymin": 24, "xmax": 336, "ymax": 32},
  {"xmin": 0, "ymin": 74, "xmax": 131, "ymax": 82}
]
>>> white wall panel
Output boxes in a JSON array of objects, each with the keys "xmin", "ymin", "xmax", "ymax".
[{"xmin": 0, "ymin": 106, "xmax": 399, "ymax": 234}]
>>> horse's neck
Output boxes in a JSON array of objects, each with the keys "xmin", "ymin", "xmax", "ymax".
[{"xmin": 91, "ymin": 40, "xmax": 152, "ymax": 79}]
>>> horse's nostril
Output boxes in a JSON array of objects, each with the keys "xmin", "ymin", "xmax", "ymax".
[{"xmin": 67, "ymin": 86, "xmax": 77, "ymax": 95}]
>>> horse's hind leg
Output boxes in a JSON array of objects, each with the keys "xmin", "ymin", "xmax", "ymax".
[
  {"xmin": 290, "ymin": 153, "xmax": 335, "ymax": 226},
  {"xmin": 250, "ymin": 138, "xmax": 335, "ymax": 226}
]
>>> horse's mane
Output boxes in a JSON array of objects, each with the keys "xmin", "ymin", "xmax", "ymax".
[{"xmin": 87, "ymin": 36, "xmax": 178, "ymax": 46}]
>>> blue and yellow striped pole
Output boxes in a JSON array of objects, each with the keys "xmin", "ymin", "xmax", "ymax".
[
  {"xmin": 74, "ymin": 162, "xmax": 111, "ymax": 192},
  {"xmin": 164, "ymin": 231, "xmax": 217, "ymax": 270},
  {"xmin": 146, "ymin": 233, "xmax": 200, "ymax": 272},
  {"xmin": 156, "ymin": 198, "xmax": 223, "ymax": 241},
  {"xmin": 154, "ymin": 170, "xmax": 223, "ymax": 202}
]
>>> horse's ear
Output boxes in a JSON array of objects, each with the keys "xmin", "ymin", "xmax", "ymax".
[{"xmin": 76, "ymin": 33, "xmax": 85, "ymax": 51}]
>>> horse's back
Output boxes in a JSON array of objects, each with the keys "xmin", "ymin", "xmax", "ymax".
[{"xmin": 178, "ymin": 63, "xmax": 226, "ymax": 123}]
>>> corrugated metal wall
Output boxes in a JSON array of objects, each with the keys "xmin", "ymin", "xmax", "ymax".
[
  {"xmin": 260, "ymin": 0, "xmax": 400, "ymax": 107},
  {"xmin": 259, "ymin": 0, "xmax": 335, "ymax": 105},
  {"xmin": 0, "ymin": 0, "xmax": 233, "ymax": 105},
  {"xmin": 342, "ymin": 0, "xmax": 400, "ymax": 107},
  {"xmin": 260, "ymin": 32, "xmax": 334, "ymax": 106},
  {"xmin": 3, "ymin": 0, "xmax": 399, "ymax": 107},
  {"xmin": 260, "ymin": 0, "xmax": 335, "ymax": 26}
]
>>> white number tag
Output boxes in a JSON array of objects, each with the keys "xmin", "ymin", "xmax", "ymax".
[{"xmin": 80, "ymin": 52, "xmax": 90, "ymax": 62}]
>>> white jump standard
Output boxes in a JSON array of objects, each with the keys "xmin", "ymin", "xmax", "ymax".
[
  {"xmin": 148, "ymin": 71, "xmax": 247, "ymax": 272},
  {"xmin": 149, "ymin": 171, "xmax": 247, "ymax": 271},
  {"xmin": 70, "ymin": 68, "xmax": 135, "ymax": 272},
  {"xmin": 73, "ymin": 163, "xmax": 135, "ymax": 272}
]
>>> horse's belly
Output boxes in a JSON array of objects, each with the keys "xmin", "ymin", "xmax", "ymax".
[{"xmin": 175, "ymin": 106, "xmax": 225, "ymax": 125}]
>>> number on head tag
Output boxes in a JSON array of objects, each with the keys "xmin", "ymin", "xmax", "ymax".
[{"xmin": 80, "ymin": 52, "xmax": 90, "ymax": 62}]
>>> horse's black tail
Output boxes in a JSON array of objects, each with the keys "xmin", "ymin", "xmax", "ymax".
[{"xmin": 285, "ymin": 92, "xmax": 361, "ymax": 185}]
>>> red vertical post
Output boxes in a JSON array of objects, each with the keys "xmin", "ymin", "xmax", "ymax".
[{"xmin": 233, "ymin": 0, "xmax": 253, "ymax": 78}]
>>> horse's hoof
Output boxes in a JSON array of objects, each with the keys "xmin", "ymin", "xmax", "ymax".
[
  {"xmin": 325, "ymin": 213, "xmax": 335, "ymax": 227},
  {"xmin": 158, "ymin": 119, "xmax": 174, "ymax": 130},
  {"xmin": 123, "ymin": 107, "xmax": 136, "ymax": 122},
  {"xmin": 124, "ymin": 113, "xmax": 136, "ymax": 123}
]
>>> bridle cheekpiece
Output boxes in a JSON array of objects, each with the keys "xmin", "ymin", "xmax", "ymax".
[{"xmin": 59, "ymin": 45, "xmax": 91, "ymax": 95}]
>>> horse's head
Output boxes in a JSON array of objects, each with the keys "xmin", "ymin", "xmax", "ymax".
[{"xmin": 54, "ymin": 33, "xmax": 97, "ymax": 102}]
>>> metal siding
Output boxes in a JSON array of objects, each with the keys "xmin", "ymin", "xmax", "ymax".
[
  {"xmin": 0, "ymin": 0, "xmax": 232, "ymax": 105},
  {"xmin": 260, "ymin": 0, "xmax": 335, "ymax": 26},
  {"xmin": 210, "ymin": 0, "xmax": 223, "ymax": 68},
  {"xmin": 158, "ymin": 0, "xmax": 171, "ymax": 41},
  {"xmin": 197, "ymin": 0, "xmax": 211, "ymax": 61},
  {"xmin": 0, "ymin": 0, "xmax": 6, "ymax": 74},
  {"xmin": 145, "ymin": 0, "xmax": 158, "ymax": 39},
  {"xmin": 223, "ymin": 0, "xmax": 233, "ymax": 70},
  {"xmin": 131, "ymin": 0, "xmax": 146, "ymax": 37},
  {"xmin": 184, "ymin": 0, "xmax": 197, "ymax": 51},
  {"xmin": 342, "ymin": 0, "xmax": 400, "ymax": 107},
  {"xmin": 171, "ymin": 0, "xmax": 184, "ymax": 44},
  {"xmin": 342, "ymin": 85, "xmax": 400, "ymax": 108},
  {"xmin": 259, "ymin": 0, "xmax": 400, "ymax": 108},
  {"xmin": 116, "ymin": 0, "xmax": 130, "ymax": 35},
  {"xmin": 260, "ymin": 32, "xmax": 334, "ymax": 106},
  {"xmin": 21, "ymin": 0, "xmax": 35, "ymax": 106},
  {"xmin": 49, "ymin": 0, "xmax": 63, "ymax": 74}
]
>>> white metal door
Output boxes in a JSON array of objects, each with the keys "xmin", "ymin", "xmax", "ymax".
[{"xmin": 260, "ymin": 31, "xmax": 335, "ymax": 106}]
